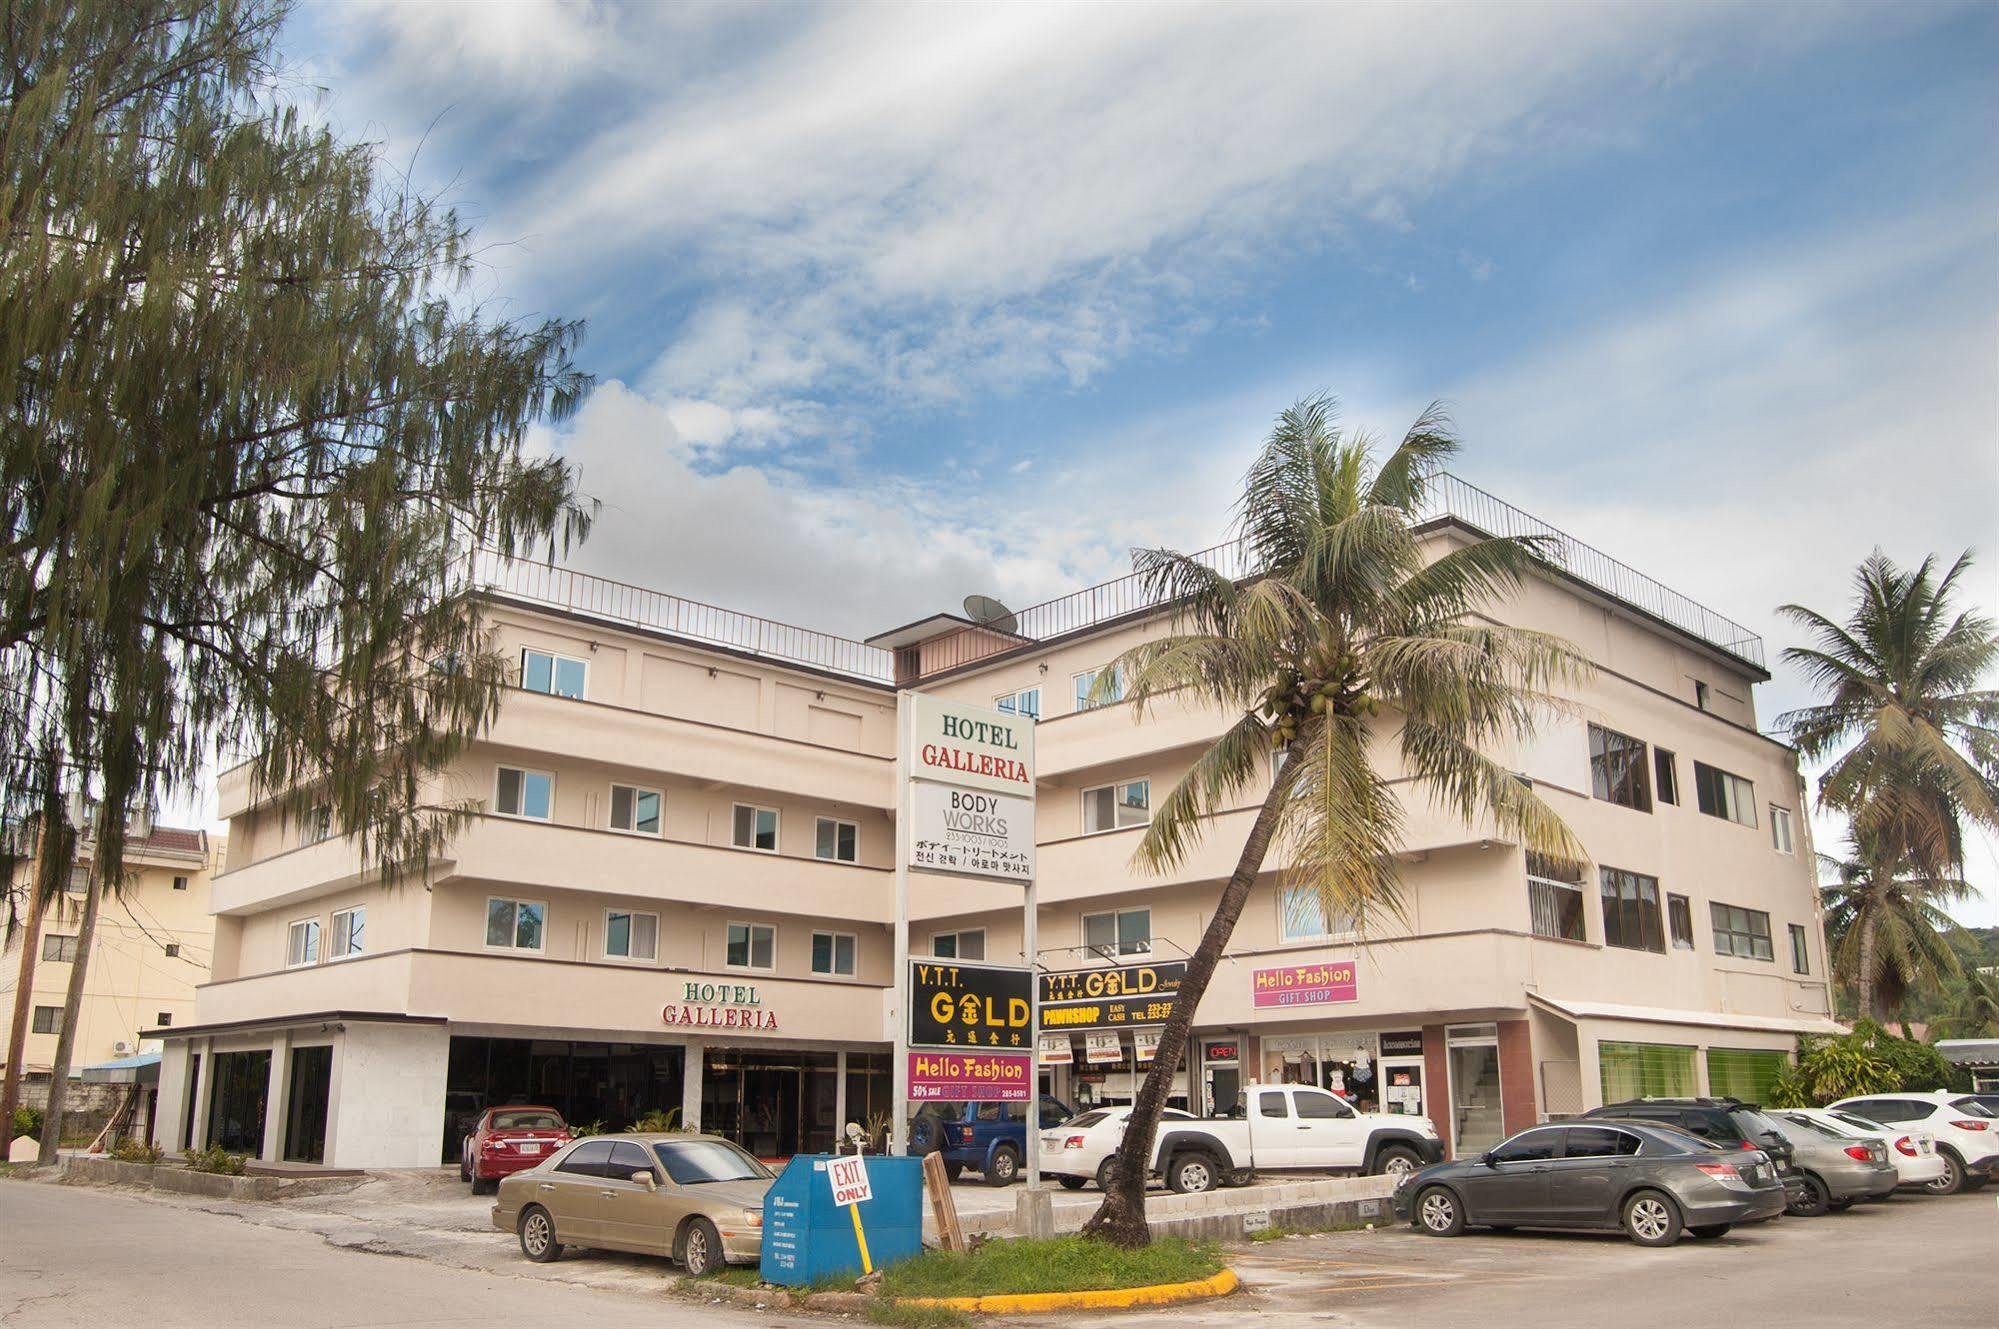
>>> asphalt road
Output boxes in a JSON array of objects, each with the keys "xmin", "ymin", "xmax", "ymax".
[{"xmin": 0, "ymin": 1181, "xmax": 784, "ymax": 1329}]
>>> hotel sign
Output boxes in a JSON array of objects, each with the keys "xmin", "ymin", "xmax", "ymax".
[
  {"xmin": 1039, "ymin": 961, "xmax": 1186, "ymax": 1030},
  {"xmin": 908, "ymin": 783, "xmax": 1034, "ymax": 882},
  {"xmin": 907, "ymin": 1050, "xmax": 1032, "ymax": 1101},
  {"xmin": 662, "ymin": 980, "xmax": 780, "ymax": 1031},
  {"xmin": 1251, "ymin": 961, "xmax": 1358, "ymax": 1009},
  {"xmin": 907, "ymin": 694, "xmax": 1036, "ymax": 799},
  {"xmin": 908, "ymin": 960, "xmax": 1033, "ymax": 1050}
]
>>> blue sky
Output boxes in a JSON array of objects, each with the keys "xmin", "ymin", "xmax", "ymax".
[{"xmin": 288, "ymin": 1, "xmax": 1998, "ymax": 918}]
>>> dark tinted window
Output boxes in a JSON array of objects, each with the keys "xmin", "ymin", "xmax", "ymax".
[
  {"xmin": 1563, "ymin": 1127, "xmax": 1642, "ymax": 1158},
  {"xmin": 1295, "ymin": 1091, "xmax": 1354, "ymax": 1120},
  {"xmin": 651, "ymin": 1139, "xmax": 773, "ymax": 1184},
  {"xmin": 1490, "ymin": 1130, "xmax": 1563, "ymax": 1163},
  {"xmin": 557, "ymin": 1140, "xmax": 615, "ymax": 1177},
  {"xmin": 1067, "ymin": 1111, "xmax": 1111, "ymax": 1129},
  {"xmin": 490, "ymin": 1110, "xmax": 563, "ymax": 1130},
  {"xmin": 1653, "ymin": 748, "xmax": 1679, "ymax": 804},
  {"xmin": 608, "ymin": 1141, "xmax": 653, "ymax": 1178},
  {"xmin": 1257, "ymin": 1092, "xmax": 1289, "ymax": 1118},
  {"xmin": 1843, "ymin": 1098, "xmax": 1925, "ymax": 1124},
  {"xmin": 1950, "ymin": 1098, "xmax": 1998, "ymax": 1118}
]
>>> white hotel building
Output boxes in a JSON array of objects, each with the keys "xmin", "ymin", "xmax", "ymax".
[{"xmin": 151, "ymin": 475, "xmax": 1839, "ymax": 1168}]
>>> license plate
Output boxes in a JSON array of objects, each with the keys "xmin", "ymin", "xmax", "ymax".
[{"xmin": 518, "ymin": 1142, "xmax": 542, "ymax": 1153}]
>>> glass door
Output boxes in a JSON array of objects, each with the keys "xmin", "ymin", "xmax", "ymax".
[
  {"xmin": 283, "ymin": 1045, "xmax": 333, "ymax": 1163},
  {"xmin": 1446, "ymin": 1025, "xmax": 1504, "ymax": 1156}
]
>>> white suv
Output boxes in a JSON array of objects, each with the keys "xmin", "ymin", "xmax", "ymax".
[{"xmin": 1827, "ymin": 1092, "xmax": 1999, "ymax": 1195}]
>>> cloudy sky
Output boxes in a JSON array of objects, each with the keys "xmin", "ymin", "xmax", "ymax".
[{"xmin": 287, "ymin": 1, "xmax": 1997, "ymax": 919}]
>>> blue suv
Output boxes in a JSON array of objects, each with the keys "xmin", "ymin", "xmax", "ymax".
[{"xmin": 911, "ymin": 1096, "xmax": 1075, "ymax": 1186}]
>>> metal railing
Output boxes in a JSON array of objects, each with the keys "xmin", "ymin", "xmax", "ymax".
[{"xmin": 471, "ymin": 549, "xmax": 896, "ymax": 684}]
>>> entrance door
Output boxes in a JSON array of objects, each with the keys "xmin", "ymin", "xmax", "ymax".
[
  {"xmin": 207, "ymin": 1050, "xmax": 271, "ymax": 1154},
  {"xmin": 739, "ymin": 1066, "xmax": 800, "ymax": 1158},
  {"xmin": 1446, "ymin": 1027, "xmax": 1504, "ymax": 1156},
  {"xmin": 283, "ymin": 1045, "xmax": 333, "ymax": 1163}
]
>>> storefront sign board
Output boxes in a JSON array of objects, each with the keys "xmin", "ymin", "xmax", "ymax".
[
  {"xmin": 906, "ymin": 694, "xmax": 1036, "ymax": 799},
  {"xmin": 1250, "ymin": 961, "xmax": 1358, "ymax": 1008},
  {"xmin": 1379, "ymin": 1030, "xmax": 1424, "ymax": 1056},
  {"xmin": 907, "ymin": 784, "xmax": 1034, "ymax": 882},
  {"xmin": 1039, "ymin": 961, "xmax": 1186, "ymax": 1030},
  {"xmin": 908, "ymin": 960, "xmax": 1033, "ymax": 1050},
  {"xmin": 1201, "ymin": 1040, "xmax": 1240, "ymax": 1065},
  {"xmin": 1084, "ymin": 1031, "xmax": 1124, "ymax": 1064},
  {"xmin": 1037, "ymin": 1032, "xmax": 1073, "ymax": 1065},
  {"xmin": 907, "ymin": 1050, "xmax": 1032, "ymax": 1101}
]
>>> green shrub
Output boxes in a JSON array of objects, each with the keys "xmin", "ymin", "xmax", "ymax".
[
  {"xmin": 109, "ymin": 1138, "xmax": 163, "ymax": 1165},
  {"xmin": 1849, "ymin": 1020, "xmax": 1966, "ymax": 1092},
  {"xmin": 11, "ymin": 1105, "xmax": 42, "ymax": 1140},
  {"xmin": 633, "ymin": 1107, "xmax": 683, "ymax": 1133},
  {"xmin": 569, "ymin": 1120, "xmax": 608, "ymax": 1138},
  {"xmin": 878, "ymin": 1235, "xmax": 1224, "ymax": 1300},
  {"xmin": 183, "ymin": 1144, "xmax": 246, "ymax": 1175}
]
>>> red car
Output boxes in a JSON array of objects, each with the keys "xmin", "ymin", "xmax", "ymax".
[{"xmin": 461, "ymin": 1106, "xmax": 571, "ymax": 1193}]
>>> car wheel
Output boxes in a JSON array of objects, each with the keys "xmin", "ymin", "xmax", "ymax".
[
  {"xmin": 679, "ymin": 1217, "xmax": 724, "ymax": 1278},
  {"xmin": 459, "ymin": 1148, "xmax": 471, "ymax": 1183},
  {"xmin": 983, "ymin": 1145, "xmax": 1021, "ymax": 1187},
  {"xmin": 1787, "ymin": 1174, "xmax": 1830, "ymax": 1218},
  {"xmin": 1372, "ymin": 1145, "xmax": 1422, "ymax": 1183},
  {"xmin": 1921, "ymin": 1151, "xmax": 1964, "ymax": 1196},
  {"xmin": 943, "ymin": 1161, "xmax": 963, "ymax": 1183},
  {"xmin": 471, "ymin": 1172, "xmax": 495, "ymax": 1196},
  {"xmin": 1058, "ymin": 1176, "xmax": 1087, "ymax": 1190},
  {"xmin": 1621, "ymin": 1190, "xmax": 1682, "ymax": 1247},
  {"xmin": 1414, "ymin": 1186, "xmax": 1464, "ymax": 1237},
  {"xmin": 517, "ymin": 1205, "xmax": 563, "ymax": 1263},
  {"xmin": 1688, "ymin": 1224, "xmax": 1731, "ymax": 1239},
  {"xmin": 1167, "ymin": 1152, "xmax": 1220, "ymax": 1194},
  {"xmin": 1096, "ymin": 1157, "xmax": 1118, "ymax": 1191}
]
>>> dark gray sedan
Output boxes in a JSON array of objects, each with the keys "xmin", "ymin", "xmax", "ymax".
[{"xmin": 1391, "ymin": 1119, "xmax": 1787, "ymax": 1246}]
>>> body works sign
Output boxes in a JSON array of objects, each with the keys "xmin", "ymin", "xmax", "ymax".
[{"xmin": 908, "ymin": 694, "xmax": 1035, "ymax": 799}]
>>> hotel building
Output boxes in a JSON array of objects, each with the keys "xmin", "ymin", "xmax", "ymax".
[{"xmin": 150, "ymin": 475, "xmax": 1838, "ymax": 1168}]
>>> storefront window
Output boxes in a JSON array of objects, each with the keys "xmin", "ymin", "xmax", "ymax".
[
  {"xmin": 1258, "ymin": 1033, "xmax": 1381, "ymax": 1109},
  {"xmin": 1598, "ymin": 1040, "xmax": 1697, "ymax": 1102},
  {"xmin": 1447, "ymin": 1025, "xmax": 1504, "ymax": 1155}
]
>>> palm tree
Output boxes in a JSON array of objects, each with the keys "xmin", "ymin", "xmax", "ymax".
[
  {"xmin": 1818, "ymin": 839, "xmax": 1967, "ymax": 1022},
  {"xmin": 1078, "ymin": 396, "xmax": 1587, "ymax": 1247},
  {"xmin": 1929, "ymin": 963, "xmax": 1999, "ymax": 1040},
  {"xmin": 1777, "ymin": 552, "xmax": 1999, "ymax": 879}
]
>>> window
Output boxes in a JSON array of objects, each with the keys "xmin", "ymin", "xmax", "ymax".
[
  {"xmin": 1693, "ymin": 762, "xmax": 1757, "ymax": 826},
  {"xmin": 304, "ymin": 803, "xmax": 333, "ymax": 844},
  {"xmin": 603, "ymin": 783, "xmax": 661, "ymax": 836},
  {"xmin": 1667, "ymin": 893, "xmax": 1695, "ymax": 949},
  {"xmin": 1653, "ymin": 749, "xmax": 1679, "ymax": 805},
  {"xmin": 1082, "ymin": 780, "xmax": 1149, "ymax": 833},
  {"xmin": 156, "ymin": 1012, "xmax": 173, "ymax": 1027},
  {"xmin": 1587, "ymin": 724, "xmax": 1651, "ymax": 811},
  {"xmin": 1083, "ymin": 907, "xmax": 1151, "ymax": 958},
  {"xmin": 931, "ymin": 929, "xmax": 985, "ymax": 960},
  {"xmin": 1710, "ymin": 902, "xmax": 1774, "ymax": 961},
  {"xmin": 607, "ymin": 1141, "xmax": 654, "ymax": 1181},
  {"xmin": 1598, "ymin": 1041, "xmax": 1698, "ymax": 1100},
  {"xmin": 484, "ymin": 897, "xmax": 546, "ymax": 952},
  {"xmin": 557, "ymin": 1139, "xmax": 616, "ymax": 1177},
  {"xmin": 172, "ymin": 875, "xmax": 189, "ymax": 891},
  {"xmin": 1790, "ymin": 922, "xmax": 1810, "ymax": 974},
  {"xmin": 1564, "ymin": 1126, "xmax": 1643, "ymax": 1158},
  {"xmin": 726, "ymin": 921, "xmax": 775, "ymax": 971},
  {"xmin": 521, "ymin": 647, "xmax": 587, "ymax": 699},
  {"xmin": 31, "ymin": 1006, "xmax": 61, "ymax": 1035},
  {"xmin": 1694, "ymin": 680, "xmax": 1711, "ymax": 711},
  {"xmin": 1257, "ymin": 1091, "xmax": 1289, "ymax": 1118},
  {"xmin": 66, "ymin": 865, "xmax": 89, "ymax": 894},
  {"xmin": 815, "ymin": 817, "xmax": 858, "ymax": 863},
  {"xmin": 494, "ymin": 767, "xmax": 553, "ymax": 821},
  {"xmin": 732, "ymin": 804, "xmax": 779, "ymax": 852},
  {"xmin": 286, "ymin": 918, "xmax": 321, "ymax": 968},
  {"xmin": 1293, "ymin": 1090, "xmax": 1355, "ymax": 1119},
  {"xmin": 605, "ymin": 909, "xmax": 659, "ymax": 962},
  {"xmin": 1073, "ymin": 665, "xmax": 1124, "ymax": 712},
  {"xmin": 995, "ymin": 687, "xmax": 1042, "ymax": 720},
  {"xmin": 1525, "ymin": 853, "xmax": 1586, "ymax": 943},
  {"xmin": 41, "ymin": 934, "xmax": 79, "ymax": 963},
  {"xmin": 811, "ymin": 930, "xmax": 857, "ymax": 977},
  {"xmin": 1706, "ymin": 1048, "xmax": 1788, "ymax": 1104},
  {"xmin": 1490, "ymin": 1129, "xmax": 1564, "ymax": 1163},
  {"xmin": 1279, "ymin": 884, "xmax": 1354, "ymax": 942},
  {"xmin": 1599, "ymin": 867, "xmax": 1664, "ymax": 953},
  {"xmin": 1770, "ymin": 806, "xmax": 1794, "ymax": 854},
  {"xmin": 330, "ymin": 907, "xmax": 365, "ymax": 959},
  {"xmin": 164, "ymin": 942, "xmax": 181, "ymax": 958}
]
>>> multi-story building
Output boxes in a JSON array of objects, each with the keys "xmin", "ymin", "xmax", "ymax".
[
  {"xmin": 151, "ymin": 476, "xmax": 1839, "ymax": 1168},
  {"xmin": 3, "ymin": 822, "xmax": 221, "ymax": 1110}
]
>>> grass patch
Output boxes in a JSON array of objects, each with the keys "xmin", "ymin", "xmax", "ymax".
[
  {"xmin": 878, "ymin": 1235, "xmax": 1225, "ymax": 1300},
  {"xmin": 866, "ymin": 1302, "xmax": 973, "ymax": 1329},
  {"xmin": 694, "ymin": 1268, "xmax": 763, "ymax": 1288},
  {"xmin": 1246, "ymin": 1216, "xmax": 1376, "ymax": 1242}
]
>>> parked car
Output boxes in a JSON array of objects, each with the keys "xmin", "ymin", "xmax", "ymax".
[
  {"xmin": 1138, "ymin": 1082, "xmax": 1442, "ymax": 1193},
  {"xmin": 461, "ymin": 1105, "xmax": 571, "ymax": 1194},
  {"xmin": 492, "ymin": 1133, "xmax": 772, "ymax": 1276},
  {"xmin": 1827, "ymin": 1091, "xmax": 1999, "ymax": 1195},
  {"xmin": 1772, "ymin": 1107, "xmax": 1947, "ymax": 1190},
  {"xmin": 1759, "ymin": 1111, "xmax": 1899, "ymax": 1214},
  {"xmin": 1580, "ymin": 1098, "xmax": 1809, "ymax": 1210},
  {"xmin": 1038, "ymin": 1104, "xmax": 1198, "ymax": 1190},
  {"xmin": 912, "ymin": 1096, "xmax": 1074, "ymax": 1186},
  {"xmin": 1392, "ymin": 1119, "xmax": 1787, "ymax": 1246}
]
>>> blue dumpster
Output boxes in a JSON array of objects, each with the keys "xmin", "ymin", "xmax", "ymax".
[{"xmin": 760, "ymin": 1154, "xmax": 925, "ymax": 1286}]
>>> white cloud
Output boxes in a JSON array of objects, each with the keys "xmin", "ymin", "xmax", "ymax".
[{"xmin": 333, "ymin": 0, "xmax": 616, "ymax": 81}]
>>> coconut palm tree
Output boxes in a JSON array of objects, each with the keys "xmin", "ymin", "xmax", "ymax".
[
  {"xmin": 1931, "ymin": 965, "xmax": 1999, "ymax": 1040},
  {"xmin": 1077, "ymin": 396, "xmax": 1587, "ymax": 1247},
  {"xmin": 1818, "ymin": 839, "xmax": 1968, "ymax": 1022}
]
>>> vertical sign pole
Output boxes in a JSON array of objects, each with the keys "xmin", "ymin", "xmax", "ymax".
[
  {"xmin": 890, "ymin": 690, "xmax": 912, "ymax": 1156},
  {"xmin": 1024, "ymin": 873, "xmax": 1040, "ymax": 1193}
]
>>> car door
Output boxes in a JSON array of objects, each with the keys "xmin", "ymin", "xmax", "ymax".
[
  {"xmin": 1250, "ymin": 1089, "xmax": 1299, "ymax": 1166},
  {"xmin": 1290, "ymin": 1087, "xmax": 1366, "ymax": 1168},
  {"xmin": 1456, "ymin": 1127, "xmax": 1564, "ymax": 1222},
  {"xmin": 541, "ymin": 1140, "xmax": 617, "ymax": 1241},
  {"xmin": 1544, "ymin": 1125, "xmax": 1642, "ymax": 1222},
  {"xmin": 592, "ymin": 1141, "xmax": 662, "ymax": 1252}
]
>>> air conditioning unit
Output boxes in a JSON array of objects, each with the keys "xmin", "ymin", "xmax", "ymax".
[{"xmin": 113, "ymin": 1040, "xmax": 130, "ymax": 1056}]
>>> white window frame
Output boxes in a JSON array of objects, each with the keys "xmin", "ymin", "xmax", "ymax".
[
  {"xmin": 1081, "ymin": 779, "xmax": 1150, "ymax": 834},
  {"xmin": 303, "ymin": 803, "xmax": 333, "ymax": 845},
  {"xmin": 603, "ymin": 908, "xmax": 660, "ymax": 963},
  {"xmin": 1693, "ymin": 761, "xmax": 1757, "ymax": 827},
  {"xmin": 41, "ymin": 933, "xmax": 80, "ymax": 963},
  {"xmin": 328, "ymin": 907, "xmax": 366, "ymax": 961},
  {"xmin": 172, "ymin": 875, "xmax": 189, "ymax": 891},
  {"xmin": 725, "ymin": 920, "xmax": 777, "ymax": 972},
  {"xmin": 1770, "ymin": 806, "xmax": 1794, "ymax": 854},
  {"xmin": 1278, "ymin": 884, "xmax": 1356, "ymax": 943},
  {"xmin": 520, "ymin": 647, "xmax": 588, "ymax": 700},
  {"xmin": 1072, "ymin": 665, "xmax": 1124, "ymax": 713},
  {"xmin": 815, "ymin": 816, "xmax": 859, "ymax": 863},
  {"xmin": 930, "ymin": 928, "xmax": 986, "ymax": 961},
  {"xmin": 607, "ymin": 783, "xmax": 664, "ymax": 836},
  {"xmin": 493, "ymin": 766, "xmax": 555, "ymax": 822},
  {"xmin": 286, "ymin": 917, "xmax": 321, "ymax": 969},
  {"xmin": 995, "ymin": 686, "xmax": 1043, "ymax": 721},
  {"xmin": 1083, "ymin": 906, "xmax": 1152, "ymax": 959},
  {"xmin": 811, "ymin": 929, "xmax": 857, "ymax": 977},
  {"xmin": 484, "ymin": 896, "xmax": 548, "ymax": 955},
  {"xmin": 731, "ymin": 803, "xmax": 780, "ymax": 853}
]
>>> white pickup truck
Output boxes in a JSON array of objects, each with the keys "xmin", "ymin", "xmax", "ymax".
[{"xmin": 1147, "ymin": 1082, "xmax": 1445, "ymax": 1192}]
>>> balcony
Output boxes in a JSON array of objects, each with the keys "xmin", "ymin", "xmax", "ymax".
[{"xmin": 209, "ymin": 835, "xmax": 378, "ymax": 916}]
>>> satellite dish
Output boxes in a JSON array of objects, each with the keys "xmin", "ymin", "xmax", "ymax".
[{"xmin": 963, "ymin": 594, "xmax": 1018, "ymax": 635}]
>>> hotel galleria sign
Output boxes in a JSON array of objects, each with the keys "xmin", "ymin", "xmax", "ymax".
[{"xmin": 660, "ymin": 980, "xmax": 780, "ymax": 1032}]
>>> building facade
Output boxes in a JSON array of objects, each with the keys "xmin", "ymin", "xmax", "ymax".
[{"xmin": 152, "ymin": 478, "xmax": 1839, "ymax": 1167}]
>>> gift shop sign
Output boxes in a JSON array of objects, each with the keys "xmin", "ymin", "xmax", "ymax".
[
  {"xmin": 907, "ymin": 694, "xmax": 1036, "ymax": 800},
  {"xmin": 907, "ymin": 1050, "xmax": 1032, "ymax": 1101},
  {"xmin": 908, "ymin": 783, "xmax": 1034, "ymax": 883},
  {"xmin": 1250, "ymin": 962, "xmax": 1358, "ymax": 1008}
]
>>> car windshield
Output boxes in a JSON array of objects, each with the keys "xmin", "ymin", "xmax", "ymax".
[
  {"xmin": 1731, "ymin": 1108, "xmax": 1788, "ymax": 1141},
  {"xmin": 1066, "ymin": 1111, "xmax": 1111, "ymax": 1129},
  {"xmin": 1773, "ymin": 1113, "xmax": 1844, "ymax": 1142},
  {"xmin": 1639, "ymin": 1123, "xmax": 1715, "ymax": 1152},
  {"xmin": 1827, "ymin": 1111, "xmax": 1885, "ymax": 1135},
  {"xmin": 491, "ymin": 1111, "xmax": 563, "ymax": 1130},
  {"xmin": 651, "ymin": 1139, "xmax": 773, "ymax": 1185},
  {"xmin": 1950, "ymin": 1098, "xmax": 1998, "ymax": 1118}
]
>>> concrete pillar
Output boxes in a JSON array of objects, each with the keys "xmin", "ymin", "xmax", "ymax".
[
  {"xmin": 262, "ymin": 1030, "xmax": 291, "ymax": 1162},
  {"xmin": 680, "ymin": 1041, "xmax": 703, "ymax": 1133},
  {"xmin": 834, "ymin": 1050, "xmax": 849, "ymax": 1144},
  {"xmin": 189, "ymin": 1038, "xmax": 216, "ymax": 1151}
]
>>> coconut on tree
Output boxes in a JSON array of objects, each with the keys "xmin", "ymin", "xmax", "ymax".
[{"xmin": 1077, "ymin": 395, "xmax": 1589, "ymax": 1248}]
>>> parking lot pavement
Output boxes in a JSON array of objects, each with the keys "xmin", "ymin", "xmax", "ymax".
[{"xmin": 1032, "ymin": 1189, "xmax": 1997, "ymax": 1329}]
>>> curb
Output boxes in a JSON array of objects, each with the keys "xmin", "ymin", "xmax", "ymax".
[{"xmin": 899, "ymin": 1267, "xmax": 1241, "ymax": 1313}]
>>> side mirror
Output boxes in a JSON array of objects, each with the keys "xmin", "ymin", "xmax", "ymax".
[
  {"xmin": 1481, "ymin": 1152, "xmax": 1499, "ymax": 1167},
  {"xmin": 631, "ymin": 1170, "xmax": 658, "ymax": 1191}
]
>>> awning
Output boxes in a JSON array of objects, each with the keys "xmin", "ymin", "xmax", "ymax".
[
  {"xmin": 1527, "ymin": 993, "xmax": 1847, "ymax": 1038},
  {"xmin": 1937, "ymin": 1039, "xmax": 1999, "ymax": 1067},
  {"xmin": 81, "ymin": 1052, "xmax": 161, "ymax": 1086}
]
